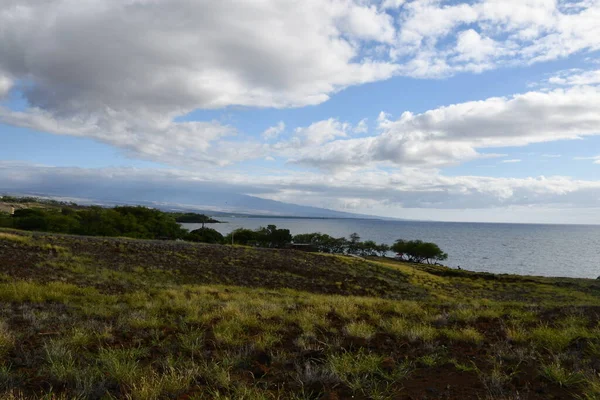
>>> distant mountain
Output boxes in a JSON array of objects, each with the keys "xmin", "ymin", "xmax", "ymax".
[
  {"xmin": 146, "ymin": 194, "xmax": 382, "ymax": 219},
  {"xmin": 1, "ymin": 190, "xmax": 384, "ymax": 220}
]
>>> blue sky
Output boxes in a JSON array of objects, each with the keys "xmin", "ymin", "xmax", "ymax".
[{"xmin": 1, "ymin": 0, "xmax": 600, "ymax": 223}]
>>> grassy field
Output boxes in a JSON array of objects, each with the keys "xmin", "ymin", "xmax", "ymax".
[{"xmin": 1, "ymin": 229, "xmax": 600, "ymax": 399}]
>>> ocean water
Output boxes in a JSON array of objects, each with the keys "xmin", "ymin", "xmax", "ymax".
[{"xmin": 181, "ymin": 218, "xmax": 600, "ymax": 279}]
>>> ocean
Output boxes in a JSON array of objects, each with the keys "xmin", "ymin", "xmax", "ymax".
[{"xmin": 181, "ymin": 218, "xmax": 600, "ymax": 279}]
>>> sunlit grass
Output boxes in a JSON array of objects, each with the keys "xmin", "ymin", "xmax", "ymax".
[
  {"xmin": 0, "ymin": 232, "xmax": 31, "ymax": 244},
  {"xmin": 3, "ymin": 232, "xmax": 600, "ymax": 399}
]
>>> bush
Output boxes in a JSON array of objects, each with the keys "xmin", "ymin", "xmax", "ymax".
[{"xmin": 186, "ymin": 228, "xmax": 224, "ymax": 244}]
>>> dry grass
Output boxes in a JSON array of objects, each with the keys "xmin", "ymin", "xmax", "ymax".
[{"xmin": 1, "ymin": 231, "xmax": 600, "ymax": 399}]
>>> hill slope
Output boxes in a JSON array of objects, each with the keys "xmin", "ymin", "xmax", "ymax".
[{"xmin": 1, "ymin": 230, "xmax": 600, "ymax": 399}]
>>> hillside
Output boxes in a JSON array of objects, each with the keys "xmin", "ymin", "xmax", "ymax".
[{"xmin": 1, "ymin": 229, "xmax": 600, "ymax": 399}]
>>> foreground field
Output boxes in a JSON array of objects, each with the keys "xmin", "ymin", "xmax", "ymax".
[{"xmin": 1, "ymin": 230, "xmax": 600, "ymax": 399}]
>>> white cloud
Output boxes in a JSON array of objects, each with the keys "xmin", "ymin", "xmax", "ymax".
[
  {"xmin": 291, "ymin": 86, "xmax": 600, "ymax": 170},
  {"xmin": 548, "ymin": 69, "xmax": 600, "ymax": 86},
  {"xmin": 455, "ymin": 29, "xmax": 500, "ymax": 63},
  {"xmin": 0, "ymin": 106, "xmax": 264, "ymax": 166},
  {"xmin": 380, "ymin": 0, "xmax": 406, "ymax": 9},
  {"xmin": 262, "ymin": 122, "xmax": 285, "ymax": 140},
  {"xmin": 393, "ymin": 0, "xmax": 600, "ymax": 75},
  {"xmin": 0, "ymin": 74, "xmax": 12, "ymax": 98},
  {"xmin": 0, "ymin": 0, "xmax": 400, "ymax": 114},
  {"xmin": 501, "ymin": 159, "xmax": 522, "ymax": 163},
  {"xmin": 354, "ymin": 118, "xmax": 369, "ymax": 134},
  {"xmin": 574, "ymin": 155, "xmax": 600, "ymax": 164},
  {"xmin": 339, "ymin": 4, "xmax": 396, "ymax": 43},
  {"xmin": 290, "ymin": 118, "xmax": 350, "ymax": 146},
  {"xmin": 0, "ymin": 0, "xmax": 401, "ymax": 166}
]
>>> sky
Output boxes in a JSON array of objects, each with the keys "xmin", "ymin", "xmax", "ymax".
[{"xmin": 1, "ymin": 0, "xmax": 600, "ymax": 224}]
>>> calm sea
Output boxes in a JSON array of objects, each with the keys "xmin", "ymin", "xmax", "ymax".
[{"xmin": 182, "ymin": 218, "xmax": 600, "ymax": 279}]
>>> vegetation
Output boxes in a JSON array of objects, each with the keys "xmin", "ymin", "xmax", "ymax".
[
  {"xmin": 0, "ymin": 206, "xmax": 187, "ymax": 240},
  {"xmin": 293, "ymin": 232, "xmax": 390, "ymax": 256},
  {"xmin": 0, "ymin": 195, "xmax": 79, "ymax": 207},
  {"xmin": 172, "ymin": 212, "xmax": 220, "ymax": 225},
  {"xmin": 186, "ymin": 227, "xmax": 224, "ymax": 244},
  {"xmin": 0, "ymin": 196, "xmax": 225, "ymax": 240},
  {"xmin": 392, "ymin": 239, "xmax": 448, "ymax": 264},
  {"xmin": 1, "ymin": 229, "xmax": 600, "ymax": 399},
  {"xmin": 225, "ymin": 225, "xmax": 293, "ymax": 248},
  {"xmin": 1, "ymin": 198, "xmax": 448, "ymax": 264}
]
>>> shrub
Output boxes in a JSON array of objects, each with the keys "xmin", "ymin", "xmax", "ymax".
[{"xmin": 186, "ymin": 228, "xmax": 224, "ymax": 244}]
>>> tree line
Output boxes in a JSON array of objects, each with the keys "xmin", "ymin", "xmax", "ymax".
[
  {"xmin": 225, "ymin": 226, "xmax": 448, "ymax": 264},
  {"xmin": 0, "ymin": 203, "xmax": 448, "ymax": 264},
  {"xmin": 0, "ymin": 206, "xmax": 189, "ymax": 240}
]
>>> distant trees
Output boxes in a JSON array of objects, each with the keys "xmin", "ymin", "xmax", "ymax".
[
  {"xmin": 3, "ymin": 205, "xmax": 188, "ymax": 240},
  {"xmin": 391, "ymin": 239, "xmax": 448, "ymax": 264},
  {"xmin": 291, "ymin": 233, "xmax": 347, "ymax": 253},
  {"xmin": 357, "ymin": 240, "xmax": 390, "ymax": 257},
  {"xmin": 225, "ymin": 225, "xmax": 292, "ymax": 248},
  {"xmin": 291, "ymin": 233, "xmax": 447, "ymax": 263},
  {"xmin": 0, "ymin": 195, "xmax": 78, "ymax": 207},
  {"xmin": 292, "ymin": 232, "xmax": 390, "ymax": 257},
  {"xmin": 173, "ymin": 213, "xmax": 220, "ymax": 226},
  {"xmin": 0, "ymin": 197, "xmax": 449, "ymax": 264}
]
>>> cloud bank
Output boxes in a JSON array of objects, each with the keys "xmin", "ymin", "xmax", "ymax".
[
  {"xmin": 0, "ymin": 0, "xmax": 599, "ymax": 167},
  {"xmin": 2, "ymin": 162, "xmax": 600, "ymax": 221}
]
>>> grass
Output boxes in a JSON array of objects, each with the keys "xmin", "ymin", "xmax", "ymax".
[
  {"xmin": 44, "ymin": 339, "xmax": 77, "ymax": 381},
  {"xmin": 541, "ymin": 360, "xmax": 586, "ymax": 388},
  {"xmin": 98, "ymin": 347, "xmax": 146, "ymax": 385},
  {"xmin": 443, "ymin": 327, "xmax": 484, "ymax": 344},
  {"xmin": 0, "ymin": 232, "xmax": 31, "ymax": 244},
  {"xmin": 530, "ymin": 324, "xmax": 592, "ymax": 352},
  {"xmin": 384, "ymin": 318, "xmax": 438, "ymax": 342},
  {"xmin": 2, "ymin": 229, "xmax": 600, "ymax": 399},
  {"xmin": 0, "ymin": 321, "xmax": 13, "ymax": 359},
  {"xmin": 344, "ymin": 321, "xmax": 376, "ymax": 339}
]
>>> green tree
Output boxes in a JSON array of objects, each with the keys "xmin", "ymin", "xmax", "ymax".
[
  {"xmin": 293, "ymin": 233, "xmax": 345, "ymax": 253},
  {"xmin": 0, "ymin": 211, "xmax": 13, "ymax": 228},
  {"xmin": 186, "ymin": 228, "xmax": 224, "ymax": 244},
  {"xmin": 12, "ymin": 209, "xmax": 49, "ymax": 231},
  {"xmin": 46, "ymin": 214, "xmax": 79, "ymax": 233},
  {"xmin": 255, "ymin": 225, "xmax": 292, "ymax": 248},
  {"xmin": 225, "ymin": 228, "xmax": 257, "ymax": 245},
  {"xmin": 391, "ymin": 239, "xmax": 447, "ymax": 264},
  {"xmin": 347, "ymin": 232, "xmax": 361, "ymax": 255}
]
